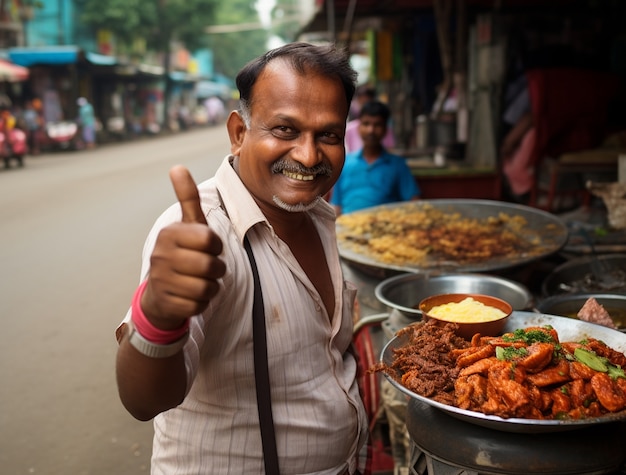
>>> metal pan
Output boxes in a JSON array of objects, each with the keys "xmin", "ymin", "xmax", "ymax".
[
  {"xmin": 381, "ymin": 311, "xmax": 626, "ymax": 433},
  {"xmin": 337, "ymin": 199, "xmax": 568, "ymax": 274}
]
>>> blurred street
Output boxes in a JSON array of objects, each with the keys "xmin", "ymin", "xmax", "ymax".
[{"xmin": 0, "ymin": 126, "xmax": 230, "ymax": 474}]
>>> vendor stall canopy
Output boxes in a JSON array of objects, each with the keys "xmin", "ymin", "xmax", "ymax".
[
  {"xmin": 0, "ymin": 59, "xmax": 28, "ymax": 82},
  {"xmin": 8, "ymin": 46, "xmax": 117, "ymax": 67}
]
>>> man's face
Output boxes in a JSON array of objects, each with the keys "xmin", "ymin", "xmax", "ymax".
[
  {"xmin": 358, "ymin": 114, "xmax": 387, "ymax": 147},
  {"xmin": 228, "ymin": 60, "xmax": 348, "ymax": 214}
]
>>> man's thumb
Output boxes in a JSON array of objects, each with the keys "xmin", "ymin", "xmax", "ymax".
[{"xmin": 169, "ymin": 165, "xmax": 207, "ymax": 225}]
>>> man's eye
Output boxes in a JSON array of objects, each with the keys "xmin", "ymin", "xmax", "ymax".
[
  {"xmin": 320, "ymin": 132, "xmax": 342, "ymax": 145},
  {"xmin": 273, "ymin": 126, "xmax": 296, "ymax": 138}
]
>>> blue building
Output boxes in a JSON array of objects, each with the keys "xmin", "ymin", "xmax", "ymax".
[{"xmin": 2, "ymin": 0, "xmax": 223, "ymax": 137}]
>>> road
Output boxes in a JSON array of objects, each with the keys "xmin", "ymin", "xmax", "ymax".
[{"xmin": 0, "ymin": 126, "xmax": 230, "ymax": 474}]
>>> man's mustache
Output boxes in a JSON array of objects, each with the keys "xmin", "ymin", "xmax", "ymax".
[{"xmin": 271, "ymin": 159, "xmax": 333, "ymax": 177}]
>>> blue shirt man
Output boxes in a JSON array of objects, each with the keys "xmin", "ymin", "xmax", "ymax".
[{"xmin": 330, "ymin": 100, "xmax": 420, "ymax": 215}]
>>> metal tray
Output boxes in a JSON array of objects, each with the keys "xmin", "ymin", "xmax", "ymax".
[
  {"xmin": 337, "ymin": 199, "xmax": 568, "ymax": 273},
  {"xmin": 381, "ymin": 311, "xmax": 626, "ymax": 433}
]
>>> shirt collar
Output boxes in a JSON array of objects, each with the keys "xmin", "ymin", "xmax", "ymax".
[
  {"xmin": 215, "ymin": 155, "xmax": 267, "ymax": 245},
  {"xmin": 215, "ymin": 155, "xmax": 336, "ymax": 245},
  {"xmin": 356, "ymin": 148, "xmax": 389, "ymax": 162}
]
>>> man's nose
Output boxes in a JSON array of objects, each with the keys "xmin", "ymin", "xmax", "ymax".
[{"xmin": 291, "ymin": 134, "xmax": 321, "ymax": 167}]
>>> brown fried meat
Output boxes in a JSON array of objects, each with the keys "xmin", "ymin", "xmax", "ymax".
[
  {"xmin": 371, "ymin": 320, "xmax": 470, "ymax": 404},
  {"xmin": 372, "ymin": 323, "xmax": 626, "ymax": 420}
]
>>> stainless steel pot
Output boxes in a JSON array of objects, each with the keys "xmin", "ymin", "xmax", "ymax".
[
  {"xmin": 375, "ymin": 272, "xmax": 534, "ymax": 319},
  {"xmin": 542, "ymin": 254, "xmax": 626, "ymax": 296}
]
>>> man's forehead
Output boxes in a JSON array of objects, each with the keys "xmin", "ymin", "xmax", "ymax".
[{"xmin": 253, "ymin": 62, "xmax": 345, "ymax": 102}]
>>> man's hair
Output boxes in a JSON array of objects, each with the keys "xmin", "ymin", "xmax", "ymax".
[
  {"xmin": 236, "ymin": 42, "xmax": 357, "ymax": 127},
  {"xmin": 359, "ymin": 100, "xmax": 391, "ymax": 123}
]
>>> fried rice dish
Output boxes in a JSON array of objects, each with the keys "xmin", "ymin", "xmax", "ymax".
[{"xmin": 337, "ymin": 202, "xmax": 558, "ymax": 268}]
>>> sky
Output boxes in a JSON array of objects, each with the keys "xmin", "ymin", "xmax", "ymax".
[
  {"xmin": 256, "ymin": 0, "xmax": 276, "ymax": 27},
  {"xmin": 256, "ymin": 0, "xmax": 285, "ymax": 49}
]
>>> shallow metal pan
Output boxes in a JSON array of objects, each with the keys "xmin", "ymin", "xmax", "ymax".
[
  {"xmin": 337, "ymin": 199, "xmax": 568, "ymax": 274},
  {"xmin": 381, "ymin": 311, "xmax": 626, "ymax": 433}
]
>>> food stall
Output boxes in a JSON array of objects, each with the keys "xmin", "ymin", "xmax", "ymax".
[
  {"xmin": 381, "ymin": 313, "xmax": 626, "ymax": 474},
  {"xmin": 338, "ymin": 199, "xmax": 568, "ymax": 315},
  {"xmin": 339, "ymin": 199, "xmax": 626, "ymax": 473}
]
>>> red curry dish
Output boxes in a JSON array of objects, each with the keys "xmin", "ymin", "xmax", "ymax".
[{"xmin": 374, "ymin": 320, "xmax": 626, "ymax": 420}]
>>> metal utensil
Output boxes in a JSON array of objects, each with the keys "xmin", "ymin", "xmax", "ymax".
[{"xmin": 579, "ymin": 227, "xmax": 623, "ymax": 290}]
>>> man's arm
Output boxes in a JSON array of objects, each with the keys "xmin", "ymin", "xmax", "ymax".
[
  {"xmin": 116, "ymin": 334, "xmax": 188, "ymax": 421},
  {"xmin": 115, "ymin": 166, "xmax": 226, "ymax": 421}
]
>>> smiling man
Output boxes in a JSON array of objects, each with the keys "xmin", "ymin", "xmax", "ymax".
[{"xmin": 115, "ymin": 42, "xmax": 369, "ymax": 474}]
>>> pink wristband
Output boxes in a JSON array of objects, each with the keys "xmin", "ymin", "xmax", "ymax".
[{"xmin": 131, "ymin": 280, "xmax": 190, "ymax": 344}]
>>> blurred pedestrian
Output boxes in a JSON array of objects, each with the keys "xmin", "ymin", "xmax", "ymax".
[
  {"xmin": 22, "ymin": 99, "xmax": 44, "ymax": 155},
  {"xmin": 349, "ymin": 84, "xmax": 376, "ymax": 120},
  {"xmin": 77, "ymin": 97, "xmax": 96, "ymax": 149},
  {"xmin": 345, "ymin": 87, "xmax": 395, "ymax": 153},
  {"xmin": 204, "ymin": 96, "xmax": 225, "ymax": 125}
]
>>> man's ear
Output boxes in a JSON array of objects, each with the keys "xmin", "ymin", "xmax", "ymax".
[{"xmin": 226, "ymin": 110, "xmax": 246, "ymax": 156}]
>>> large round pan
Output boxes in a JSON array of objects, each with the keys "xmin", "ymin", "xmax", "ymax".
[
  {"xmin": 337, "ymin": 199, "xmax": 568, "ymax": 273},
  {"xmin": 381, "ymin": 311, "xmax": 626, "ymax": 433}
]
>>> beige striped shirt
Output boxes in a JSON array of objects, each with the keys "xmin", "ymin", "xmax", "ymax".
[{"xmin": 124, "ymin": 156, "xmax": 368, "ymax": 474}]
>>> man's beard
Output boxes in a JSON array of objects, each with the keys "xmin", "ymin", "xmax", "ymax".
[
  {"xmin": 270, "ymin": 158, "xmax": 331, "ymax": 212},
  {"xmin": 272, "ymin": 195, "xmax": 322, "ymax": 213}
]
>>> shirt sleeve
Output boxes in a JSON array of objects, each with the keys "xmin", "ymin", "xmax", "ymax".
[
  {"xmin": 398, "ymin": 158, "xmax": 421, "ymax": 199},
  {"xmin": 329, "ymin": 176, "xmax": 343, "ymax": 207}
]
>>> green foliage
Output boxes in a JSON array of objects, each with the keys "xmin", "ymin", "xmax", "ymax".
[
  {"xmin": 78, "ymin": 0, "xmax": 218, "ymax": 53},
  {"xmin": 208, "ymin": 0, "xmax": 270, "ymax": 80},
  {"xmin": 78, "ymin": 0, "xmax": 154, "ymax": 46},
  {"xmin": 271, "ymin": 0, "xmax": 302, "ymax": 43}
]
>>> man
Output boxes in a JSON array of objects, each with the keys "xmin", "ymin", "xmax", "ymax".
[
  {"xmin": 115, "ymin": 42, "xmax": 368, "ymax": 474},
  {"xmin": 330, "ymin": 100, "xmax": 420, "ymax": 215}
]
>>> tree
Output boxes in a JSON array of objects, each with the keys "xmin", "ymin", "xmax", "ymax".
[
  {"xmin": 270, "ymin": 0, "xmax": 303, "ymax": 44},
  {"xmin": 78, "ymin": 0, "xmax": 219, "ymax": 128},
  {"xmin": 207, "ymin": 0, "xmax": 270, "ymax": 81}
]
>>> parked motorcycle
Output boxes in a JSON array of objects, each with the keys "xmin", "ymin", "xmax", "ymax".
[
  {"xmin": 105, "ymin": 116, "xmax": 127, "ymax": 141},
  {"xmin": 43, "ymin": 120, "xmax": 79, "ymax": 151},
  {"xmin": 1, "ymin": 127, "xmax": 28, "ymax": 168}
]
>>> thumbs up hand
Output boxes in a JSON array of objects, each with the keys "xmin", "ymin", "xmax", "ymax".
[{"xmin": 141, "ymin": 166, "xmax": 226, "ymax": 330}]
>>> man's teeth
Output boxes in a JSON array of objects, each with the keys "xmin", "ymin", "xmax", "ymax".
[{"xmin": 283, "ymin": 170, "xmax": 314, "ymax": 181}]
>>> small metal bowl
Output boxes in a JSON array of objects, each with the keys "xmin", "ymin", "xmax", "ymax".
[
  {"xmin": 419, "ymin": 293, "xmax": 513, "ymax": 340},
  {"xmin": 536, "ymin": 293, "xmax": 626, "ymax": 332}
]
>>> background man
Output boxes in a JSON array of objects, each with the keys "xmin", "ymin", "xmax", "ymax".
[{"xmin": 331, "ymin": 100, "xmax": 420, "ymax": 215}]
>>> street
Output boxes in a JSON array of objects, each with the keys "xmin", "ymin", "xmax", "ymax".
[{"xmin": 0, "ymin": 126, "xmax": 231, "ymax": 474}]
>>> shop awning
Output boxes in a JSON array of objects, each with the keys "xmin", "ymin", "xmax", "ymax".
[
  {"xmin": 8, "ymin": 46, "xmax": 117, "ymax": 67},
  {"xmin": 195, "ymin": 80, "xmax": 231, "ymax": 100},
  {"xmin": 9, "ymin": 46, "xmax": 80, "ymax": 66},
  {"xmin": 170, "ymin": 71, "xmax": 198, "ymax": 83},
  {"xmin": 85, "ymin": 52, "xmax": 118, "ymax": 66},
  {"xmin": 0, "ymin": 59, "xmax": 29, "ymax": 82}
]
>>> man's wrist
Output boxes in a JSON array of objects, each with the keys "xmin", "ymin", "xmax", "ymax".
[
  {"xmin": 131, "ymin": 280, "xmax": 190, "ymax": 344},
  {"xmin": 126, "ymin": 280, "xmax": 190, "ymax": 358},
  {"xmin": 126, "ymin": 320, "xmax": 188, "ymax": 358}
]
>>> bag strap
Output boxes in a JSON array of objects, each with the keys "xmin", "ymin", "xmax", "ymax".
[{"xmin": 244, "ymin": 235, "xmax": 280, "ymax": 475}]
